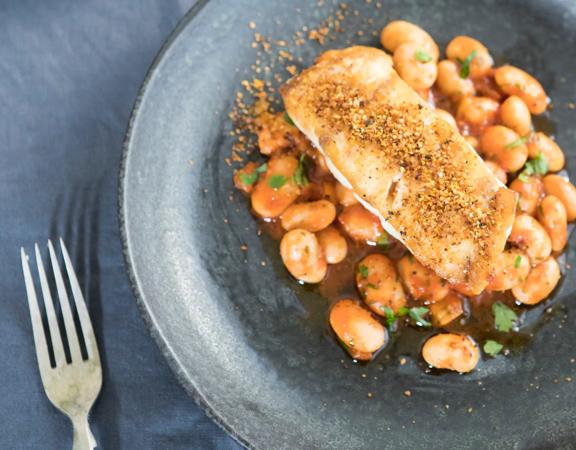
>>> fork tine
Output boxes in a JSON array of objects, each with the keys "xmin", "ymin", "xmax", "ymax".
[
  {"xmin": 47, "ymin": 239, "xmax": 83, "ymax": 362},
  {"xmin": 59, "ymin": 238, "xmax": 99, "ymax": 361},
  {"xmin": 21, "ymin": 248, "xmax": 51, "ymax": 373},
  {"xmin": 35, "ymin": 243, "xmax": 66, "ymax": 367}
]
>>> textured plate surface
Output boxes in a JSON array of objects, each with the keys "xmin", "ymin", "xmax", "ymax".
[{"xmin": 120, "ymin": 0, "xmax": 576, "ymax": 448}]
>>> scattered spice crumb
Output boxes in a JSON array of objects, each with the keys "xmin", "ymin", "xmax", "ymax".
[
  {"xmin": 249, "ymin": 21, "xmax": 256, "ymax": 29},
  {"xmin": 404, "ymin": 390, "xmax": 412, "ymax": 397},
  {"xmin": 240, "ymin": 244, "xmax": 248, "ymax": 251},
  {"xmin": 565, "ymin": 377, "xmax": 573, "ymax": 382},
  {"xmin": 467, "ymin": 407, "xmax": 473, "ymax": 414},
  {"xmin": 286, "ymin": 65, "xmax": 297, "ymax": 75},
  {"xmin": 260, "ymin": 260, "xmax": 267, "ymax": 266},
  {"xmin": 399, "ymin": 357, "xmax": 407, "ymax": 365},
  {"xmin": 367, "ymin": 392, "xmax": 373, "ymax": 398}
]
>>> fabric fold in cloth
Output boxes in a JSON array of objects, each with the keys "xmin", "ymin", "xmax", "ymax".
[{"xmin": 0, "ymin": 0, "xmax": 241, "ymax": 448}]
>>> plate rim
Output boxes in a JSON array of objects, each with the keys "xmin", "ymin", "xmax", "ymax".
[
  {"xmin": 117, "ymin": 2, "xmax": 576, "ymax": 449},
  {"xmin": 117, "ymin": 1, "xmax": 252, "ymax": 448}
]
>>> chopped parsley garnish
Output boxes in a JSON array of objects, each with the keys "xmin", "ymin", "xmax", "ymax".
[
  {"xmin": 239, "ymin": 163, "xmax": 267, "ymax": 186},
  {"xmin": 358, "ymin": 264, "xmax": 369, "ymax": 279},
  {"xmin": 414, "ymin": 49, "xmax": 433, "ymax": 63},
  {"xmin": 256, "ymin": 163, "xmax": 268, "ymax": 173},
  {"xmin": 381, "ymin": 307, "xmax": 397, "ymax": 328},
  {"xmin": 483, "ymin": 340, "xmax": 503, "ymax": 356},
  {"xmin": 381, "ymin": 306, "xmax": 409, "ymax": 329},
  {"xmin": 377, "ymin": 305, "xmax": 429, "ymax": 330},
  {"xmin": 518, "ymin": 172, "xmax": 530, "ymax": 183},
  {"xmin": 514, "ymin": 255, "xmax": 522, "ymax": 269},
  {"xmin": 293, "ymin": 154, "xmax": 309, "ymax": 187},
  {"xmin": 240, "ymin": 172, "xmax": 257, "ymax": 186},
  {"xmin": 409, "ymin": 306, "xmax": 431, "ymax": 327},
  {"xmin": 457, "ymin": 50, "xmax": 477, "ymax": 79},
  {"xmin": 284, "ymin": 111, "xmax": 295, "ymax": 126},
  {"xmin": 518, "ymin": 152, "xmax": 548, "ymax": 182},
  {"xmin": 268, "ymin": 174, "xmax": 287, "ymax": 189},
  {"xmin": 531, "ymin": 152, "xmax": 549, "ymax": 174},
  {"xmin": 505, "ymin": 135, "xmax": 529, "ymax": 149},
  {"xmin": 398, "ymin": 306, "xmax": 409, "ymax": 316},
  {"xmin": 376, "ymin": 233, "xmax": 389, "ymax": 248},
  {"xmin": 492, "ymin": 301, "xmax": 518, "ymax": 332}
]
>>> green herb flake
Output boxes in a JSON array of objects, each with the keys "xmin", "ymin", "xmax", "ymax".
[
  {"xmin": 239, "ymin": 172, "xmax": 258, "ymax": 186},
  {"xmin": 414, "ymin": 49, "xmax": 433, "ymax": 63},
  {"xmin": 268, "ymin": 174, "xmax": 287, "ymax": 189},
  {"xmin": 518, "ymin": 152, "xmax": 548, "ymax": 182},
  {"xmin": 367, "ymin": 283, "xmax": 378, "ymax": 289},
  {"xmin": 532, "ymin": 152, "xmax": 549, "ymax": 175},
  {"xmin": 492, "ymin": 301, "xmax": 518, "ymax": 332},
  {"xmin": 518, "ymin": 172, "xmax": 530, "ymax": 183},
  {"xmin": 382, "ymin": 306, "xmax": 411, "ymax": 330},
  {"xmin": 293, "ymin": 154, "xmax": 309, "ymax": 187},
  {"xmin": 409, "ymin": 307, "xmax": 431, "ymax": 327},
  {"xmin": 358, "ymin": 264, "xmax": 369, "ymax": 279},
  {"xmin": 255, "ymin": 163, "xmax": 268, "ymax": 173},
  {"xmin": 514, "ymin": 255, "xmax": 522, "ymax": 269},
  {"xmin": 505, "ymin": 135, "xmax": 529, "ymax": 149},
  {"xmin": 483, "ymin": 340, "xmax": 503, "ymax": 356},
  {"xmin": 457, "ymin": 49, "xmax": 477, "ymax": 79},
  {"xmin": 397, "ymin": 306, "xmax": 409, "ymax": 317},
  {"xmin": 284, "ymin": 111, "xmax": 295, "ymax": 126},
  {"xmin": 239, "ymin": 163, "xmax": 268, "ymax": 186},
  {"xmin": 380, "ymin": 306, "xmax": 397, "ymax": 329},
  {"xmin": 376, "ymin": 233, "xmax": 389, "ymax": 248}
]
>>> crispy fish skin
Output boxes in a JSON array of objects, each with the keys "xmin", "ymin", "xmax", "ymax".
[{"xmin": 281, "ymin": 46, "xmax": 517, "ymax": 293}]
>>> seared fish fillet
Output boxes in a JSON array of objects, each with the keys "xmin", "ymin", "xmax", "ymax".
[{"xmin": 281, "ymin": 46, "xmax": 517, "ymax": 293}]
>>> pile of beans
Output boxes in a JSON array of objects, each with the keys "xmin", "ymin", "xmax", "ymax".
[{"xmin": 233, "ymin": 20, "xmax": 575, "ymax": 373}]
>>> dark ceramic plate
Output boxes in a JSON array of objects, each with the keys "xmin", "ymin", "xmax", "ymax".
[{"xmin": 119, "ymin": 0, "xmax": 576, "ymax": 448}]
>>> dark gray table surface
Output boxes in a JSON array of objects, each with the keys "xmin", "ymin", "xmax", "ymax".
[{"xmin": 0, "ymin": 1, "xmax": 241, "ymax": 448}]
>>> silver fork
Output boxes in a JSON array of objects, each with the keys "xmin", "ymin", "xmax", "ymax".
[{"xmin": 21, "ymin": 239, "xmax": 102, "ymax": 450}]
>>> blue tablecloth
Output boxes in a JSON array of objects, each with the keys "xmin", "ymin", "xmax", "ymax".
[{"xmin": 0, "ymin": 1, "xmax": 241, "ymax": 448}]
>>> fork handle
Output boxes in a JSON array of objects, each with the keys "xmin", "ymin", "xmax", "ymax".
[{"xmin": 72, "ymin": 414, "xmax": 97, "ymax": 450}]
